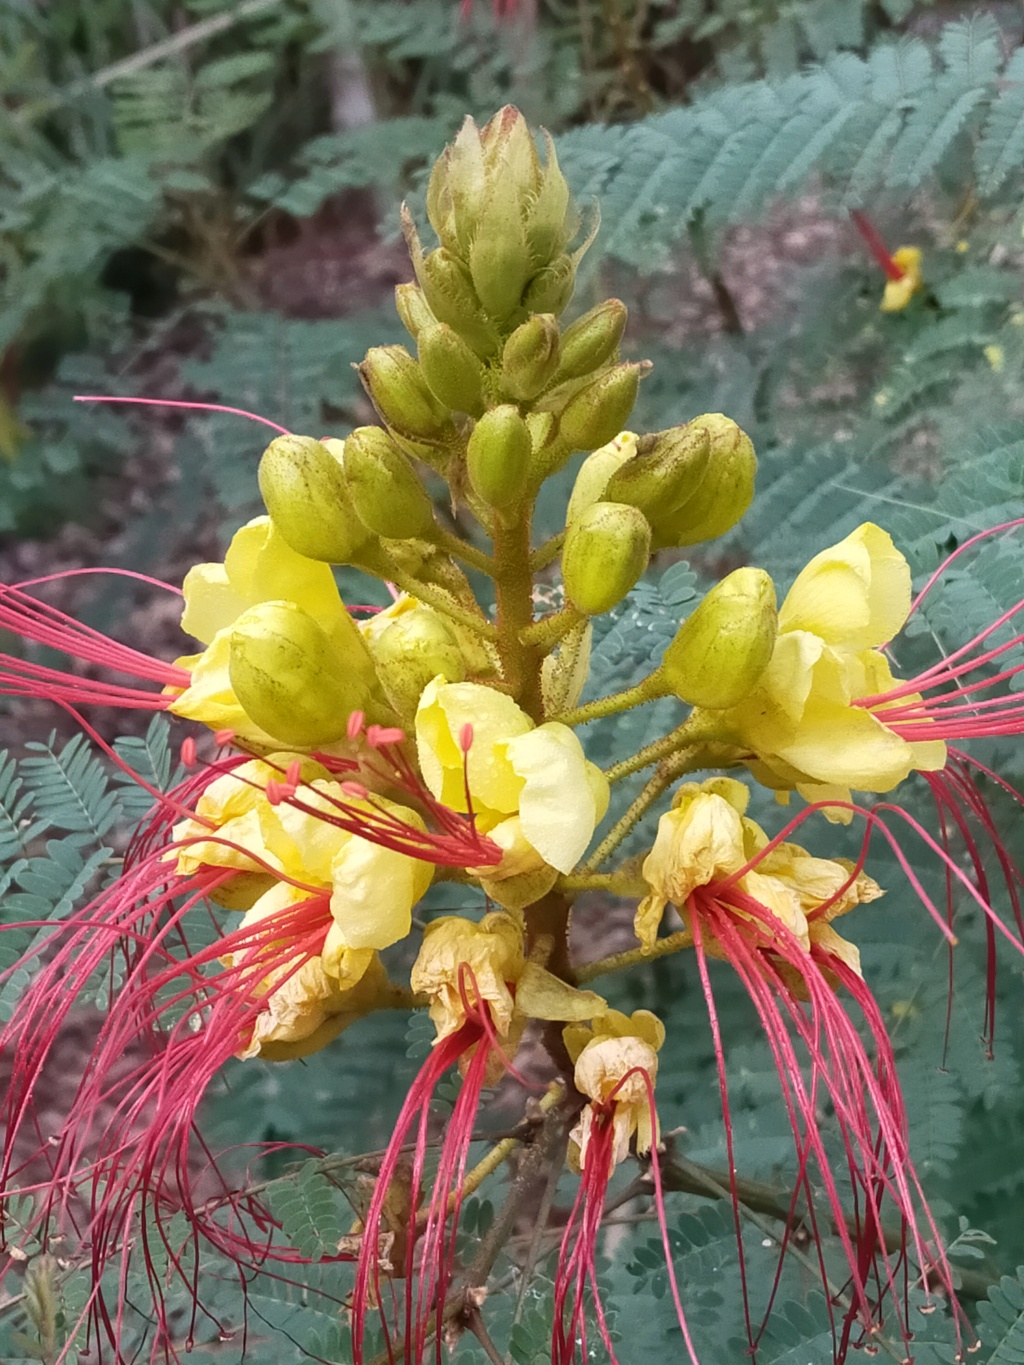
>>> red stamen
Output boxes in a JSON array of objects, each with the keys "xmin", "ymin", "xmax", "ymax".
[
  {"xmin": 366, "ymin": 724, "xmax": 406, "ymax": 748},
  {"xmin": 459, "ymin": 723, "xmax": 474, "ymax": 754},
  {"xmin": 347, "ymin": 710, "xmax": 365, "ymax": 740},
  {"xmin": 181, "ymin": 737, "xmax": 198, "ymax": 769},
  {"xmin": 849, "ymin": 211, "xmax": 906, "ymax": 283},
  {"xmin": 73, "ymin": 394, "xmax": 291, "ymax": 436}
]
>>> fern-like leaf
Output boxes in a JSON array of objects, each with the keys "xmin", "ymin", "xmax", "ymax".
[
  {"xmin": 21, "ymin": 732, "xmax": 122, "ymax": 840},
  {"xmin": 978, "ymin": 1268, "xmax": 1024, "ymax": 1363}
]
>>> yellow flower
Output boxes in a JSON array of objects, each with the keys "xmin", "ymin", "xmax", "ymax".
[
  {"xmin": 172, "ymin": 757, "xmax": 433, "ymax": 980},
  {"xmin": 564, "ymin": 1010, "xmax": 665, "ymax": 1171},
  {"xmin": 410, "ymin": 910, "xmax": 606, "ymax": 1046},
  {"xmin": 167, "ymin": 516, "xmax": 377, "ymax": 747},
  {"xmin": 637, "ymin": 779, "xmax": 881, "ymax": 974},
  {"xmin": 880, "ymin": 246, "xmax": 924, "ymax": 312},
  {"xmin": 711, "ymin": 524, "xmax": 946, "ymax": 806},
  {"xmin": 414, "ymin": 679, "xmax": 609, "ymax": 880}
]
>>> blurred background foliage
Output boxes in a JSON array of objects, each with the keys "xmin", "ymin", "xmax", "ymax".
[{"xmin": 3, "ymin": 0, "xmax": 1024, "ymax": 1361}]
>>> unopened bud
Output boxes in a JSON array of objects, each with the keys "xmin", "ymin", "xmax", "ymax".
[
  {"xmin": 555, "ymin": 300, "xmax": 628, "ymax": 382},
  {"xmin": 562, "ymin": 501, "xmax": 651, "ymax": 616},
  {"xmin": 558, "ymin": 362, "xmax": 648, "ymax": 452},
  {"xmin": 369, "ymin": 608, "xmax": 467, "ymax": 720},
  {"xmin": 661, "ymin": 568, "xmax": 777, "ymax": 709},
  {"xmin": 524, "ymin": 129, "xmax": 575, "ymax": 266},
  {"xmin": 603, "ymin": 424, "xmax": 711, "ymax": 521},
  {"xmin": 467, "ymin": 179, "xmax": 532, "ymax": 323},
  {"xmin": 416, "ymin": 245, "xmax": 501, "ymax": 358},
  {"xmin": 258, "ymin": 435, "xmax": 369, "ymax": 564},
  {"xmin": 565, "ymin": 431, "xmax": 637, "ymax": 524},
  {"xmin": 502, "ymin": 314, "xmax": 560, "ymax": 401},
  {"xmin": 522, "ymin": 256, "xmax": 576, "ymax": 316},
  {"xmin": 418, "ymin": 323, "xmax": 485, "ymax": 416},
  {"xmin": 467, "ymin": 405, "xmax": 532, "ymax": 511},
  {"xmin": 395, "ymin": 283, "xmax": 436, "ymax": 341},
  {"xmin": 357, "ymin": 345, "xmax": 452, "ymax": 442},
  {"xmin": 343, "ymin": 426, "xmax": 435, "ymax": 540},
  {"xmin": 228, "ymin": 601, "xmax": 370, "ymax": 747},
  {"xmin": 651, "ymin": 415, "xmax": 756, "ymax": 549}
]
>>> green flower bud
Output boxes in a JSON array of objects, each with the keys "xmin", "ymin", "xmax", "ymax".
[
  {"xmin": 416, "ymin": 244, "xmax": 501, "ymax": 358},
  {"xmin": 467, "ymin": 172, "xmax": 532, "ymax": 324},
  {"xmin": 395, "ymin": 283, "xmax": 436, "ymax": 341},
  {"xmin": 562, "ymin": 501, "xmax": 651, "ymax": 616},
  {"xmin": 661, "ymin": 567, "xmax": 777, "ymax": 709},
  {"xmin": 501, "ymin": 314, "xmax": 560, "ymax": 401},
  {"xmin": 343, "ymin": 426, "xmax": 435, "ymax": 540},
  {"xmin": 358, "ymin": 345, "xmax": 452, "ymax": 442},
  {"xmin": 603, "ymin": 424, "xmax": 711, "ymax": 521},
  {"xmin": 258, "ymin": 435, "xmax": 370, "ymax": 564},
  {"xmin": 565, "ymin": 431, "xmax": 637, "ymax": 524},
  {"xmin": 467, "ymin": 405, "xmax": 532, "ymax": 512},
  {"xmin": 522, "ymin": 255, "xmax": 575, "ymax": 316},
  {"xmin": 524, "ymin": 129, "xmax": 576, "ymax": 266},
  {"xmin": 558, "ymin": 362, "xmax": 648, "ymax": 452},
  {"xmin": 368, "ymin": 607, "xmax": 466, "ymax": 721},
  {"xmin": 554, "ymin": 299, "xmax": 628, "ymax": 383},
  {"xmin": 651, "ymin": 414, "xmax": 756, "ymax": 549},
  {"xmin": 228, "ymin": 601, "xmax": 370, "ymax": 747},
  {"xmin": 418, "ymin": 322, "xmax": 485, "ymax": 416}
]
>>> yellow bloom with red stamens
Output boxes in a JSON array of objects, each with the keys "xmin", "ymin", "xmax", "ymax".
[
  {"xmin": 564, "ymin": 1010, "xmax": 664, "ymax": 1172},
  {"xmin": 880, "ymin": 247, "xmax": 924, "ymax": 312},
  {"xmin": 414, "ymin": 680, "xmax": 609, "ymax": 896},
  {"xmin": 636, "ymin": 778, "xmax": 881, "ymax": 973},
  {"xmin": 411, "ymin": 910, "xmax": 606, "ymax": 1045},
  {"xmin": 167, "ymin": 516, "xmax": 378, "ymax": 748},
  {"xmin": 172, "ymin": 757, "xmax": 434, "ymax": 983},
  {"xmin": 707, "ymin": 523, "xmax": 946, "ymax": 808}
]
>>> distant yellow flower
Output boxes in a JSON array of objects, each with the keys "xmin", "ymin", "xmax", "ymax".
[
  {"xmin": 709, "ymin": 523, "xmax": 946, "ymax": 806},
  {"xmin": 880, "ymin": 246, "xmax": 923, "ymax": 312},
  {"xmin": 415, "ymin": 679, "xmax": 609, "ymax": 882}
]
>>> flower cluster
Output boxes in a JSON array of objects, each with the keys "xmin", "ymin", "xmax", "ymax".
[{"xmin": 3, "ymin": 106, "xmax": 1022, "ymax": 1365}]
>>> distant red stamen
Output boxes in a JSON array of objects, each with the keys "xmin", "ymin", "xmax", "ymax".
[{"xmin": 850, "ymin": 211, "xmax": 906, "ymax": 282}]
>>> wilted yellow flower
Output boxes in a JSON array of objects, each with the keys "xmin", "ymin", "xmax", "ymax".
[
  {"xmin": 709, "ymin": 523, "xmax": 946, "ymax": 806},
  {"xmin": 880, "ymin": 247, "xmax": 924, "ymax": 312},
  {"xmin": 415, "ymin": 679, "xmax": 609, "ymax": 882},
  {"xmin": 564, "ymin": 1010, "xmax": 665, "ymax": 1172},
  {"xmin": 637, "ymin": 779, "xmax": 881, "ymax": 974},
  {"xmin": 411, "ymin": 910, "xmax": 606, "ymax": 1045}
]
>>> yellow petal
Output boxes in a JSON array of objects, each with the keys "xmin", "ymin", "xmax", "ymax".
[
  {"xmin": 772, "ymin": 699, "xmax": 921, "ymax": 792},
  {"xmin": 328, "ymin": 829, "xmax": 433, "ymax": 951},
  {"xmin": 642, "ymin": 791, "xmax": 748, "ymax": 908},
  {"xmin": 504, "ymin": 722, "xmax": 605, "ymax": 873},
  {"xmin": 778, "ymin": 523, "xmax": 910, "ymax": 650},
  {"xmin": 415, "ymin": 677, "xmax": 531, "ymax": 813},
  {"xmin": 514, "ymin": 962, "xmax": 606, "ymax": 1021}
]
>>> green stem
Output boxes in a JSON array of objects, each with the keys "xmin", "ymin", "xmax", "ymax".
[
  {"xmin": 429, "ymin": 526, "xmax": 495, "ymax": 575},
  {"xmin": 492, "ymin": 506, "xmax": 545, "ymax": 719},
  {"xmin": 519, "ymin": 603, "xmax": 586, "ymax": 650},
  {"xmin": 575, "ymin": 929, "xmax": 693, "ymax": 983},
  {"xmin": 557, "ymin": 871, "xmax": 647, "ymax": 897},
  {"xmin": 553, "ymin": 669, "xmax": 670, "ymax": 726},
  {"xmin": 375, "ymin": 564, "xmax": 498, "ymax": 641},
  {"xmin": 581, "ymin": 762, "xmax": 679, "ymax": 872},
  {"xmin": 603, "ymin": 713, "xmax": 719, "ymax": 785},
  {"xmin": 530, "ymin": 530, "xmax": 565, "ymax": 572}
]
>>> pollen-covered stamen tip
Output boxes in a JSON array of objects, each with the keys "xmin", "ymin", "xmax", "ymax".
[
  {"xmin": 366, "ymin": 724, "xmax": 406, "ymax": 748},
  {"xmin": 180, "ymin": 737, "xmax": 198, "ymax": 769},
  {"xmin": 346, "ymin": 709, "xmax": 365, "ymax": 741},
  {"xmin": 214, "ymin": 728, "xmax": 236, "ymax": 748}
]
